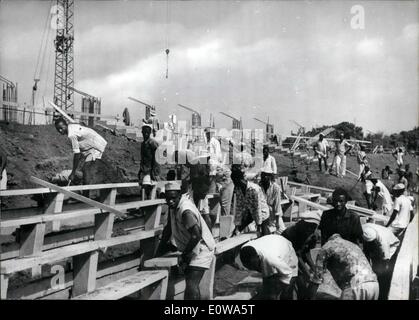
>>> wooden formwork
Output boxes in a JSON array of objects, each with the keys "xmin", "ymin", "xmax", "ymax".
[{"xmin": 0, "ymin": 179, "xmax": 177, "ymax": 300}]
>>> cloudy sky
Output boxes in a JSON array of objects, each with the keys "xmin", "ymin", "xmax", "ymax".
[{"xmin": 0, "ymin": 0, "xmax": 417, "ymax": 135}]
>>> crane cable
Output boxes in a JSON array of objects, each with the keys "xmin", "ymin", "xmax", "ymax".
[
  {"xmin": 165, "ymin": 0, "xmax": 170, "ymax": 79},
  {"xmin": 33, "ymin": 0, "xmax": 54, "ymax": 108}
]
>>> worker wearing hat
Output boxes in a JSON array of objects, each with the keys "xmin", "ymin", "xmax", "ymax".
[
  {"xmin": 259, "ymin": 166, "xmax": 286, "ymax": 234},
  {"xmin": 386, "ymin": 183, "xmax": 414, "ymax": 239},
  {"xmin": 138, "ymin": 119, "xmax": 161, "ymax": 199},
  {"xmin": 397, "ymin": 168, "xmax": 409, "ymax": 190},
  {"xmin": 156, "ymin": 180, "xmax": 215, "ymax": 300},
  {"xmin": 362, "ymin": 223, "xmax": 400, "ymax": 299}
]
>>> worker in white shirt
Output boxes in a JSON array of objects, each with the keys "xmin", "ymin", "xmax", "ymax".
[
  {"xmin": 357, "ymin": 144, "xmax": 368, "ymax": 178},
  {"xmin": 362, "ymin": 223, "xmax": 400, "ymax": 299},
  {"xmin": 334, "ymin": 133, "xmax": 352, "ymax": 178},
  {"xmin": 386, "ymin": 183, "xmax": 415, "ymax": 240},
  {"xmin": 313, "ymin": 134, "xmax": 329, "ymax": 172},
  {"xmin": 55, "ymin": 117, "xmax": 111, "ymax": 200},
  {"xmin": 204, "ymin": 127, "xmax": 223, "ymax": 229},
  {"xmin": 240, "ymin": 234, "xmax": 298, "ymax": 299},
  {"xmin": 362, "ymin": 169, "xmax": 393, "ymax": 216},
  {"xmin": 261, "ymin": 145, "xmax": 277, "ymax": 175}
]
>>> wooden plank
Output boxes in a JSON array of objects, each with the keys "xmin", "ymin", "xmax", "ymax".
[
  {"xmin": 144, "ymin": 205, "xmax": 162, "ymax": 230},
  {"xmin": 215, "ymin": 233, "xmax": 257, "ymax": 255},
  {"xmin": 0, "ymin": 274, "xmax": 8, "ymax": 299},
  {"xmin": 199, "ymin": 256, "xmax": 216, "ymax": 299},
  {"xmin": 0, "ymin": 227, "xmax": 163, "ymax": 275},
  {"xmin": 287, "ymin": 181, "xmax": 334, "ymax": 193},
  {"xmin": 72, "ymin": 251, "xmax": 99, "ymax": 297},
  {"xmin": 30, "ymin": 177, "xmax": 127, "ymax": 219},
  {"xmin": 94, "ymin": 213, "xmax": 115, "ymax": 240},
  {"xmin": 1, "ymin": 217, "xmax": 146, "ymax": 261},
  {"xmin": 290, "ymin": 195, "xmax": 331, "ymax": 212},
  {"xmin": 45, "ymin": 193, "xmax": 64, "ymax": 232},
  {"xmin": 7, "ymin": 253, "xmax": 141, "ymax": 300},
  {"xmin": 72, "ymin": 270, "xmax": 168, "ymax": 300},
  {"xmin": 388, "ymin": 215, "xmax": 418, "ymax": 300},
  {"xmin": 1, "ymin": 199, "xmax": 165, "ymax": 228},
  {"xmin": 0, "ymin": 183, "xmax": 139, "ymax": 197},
  {"xmin": 219, "ymin": 216, "xmax": 234, "ymax": 239},
  {"xmin": 346, "ymin": 204, "xmax": 389, "ymax": 223},
  {"xmin": 19, "ymin": 223, "xmax": 46, "ymax": 257}
]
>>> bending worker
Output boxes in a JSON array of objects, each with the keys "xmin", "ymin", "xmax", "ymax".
[{"xmin": 240, "ymin": 234, "xmax": 298, "ymax": 300}]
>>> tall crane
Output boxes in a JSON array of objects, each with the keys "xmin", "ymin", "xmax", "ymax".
[
  {"xmin": 177, "ymin": 104, "xmax": 201, "ymax": 129},
  {"xmin": 219, "ymin": 111, "xmax": 242, "ymax": 129},
  {"xmin": 128, "ymin": 97, "xmax": 156, "ymax": 120},
  {"xmin": 53, "ymin": 0, "xmax": 74, "ymax": 112}
]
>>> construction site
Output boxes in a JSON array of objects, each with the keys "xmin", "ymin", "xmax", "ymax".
[{"xmin": 0, "ymin": 0, "xmax": 418, "ymax": 302}]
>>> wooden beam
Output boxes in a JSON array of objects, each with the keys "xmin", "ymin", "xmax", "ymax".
[
  {"xmin": 7, "ymin": 253, "xmax": 141, "ymax": 300},
  {"xmin": 290, "ymin": 195, "xmax": 331, "ymax": 212},
  {"xmin": 30, "ymin": 177, "xmax": 127, "ymax": 219},
  {"xmin": 0, "ymin": 181, "xmax": 180, "ymax": 197},
  {"xmin": 72, "ymin": 251, "xmax": 99, "ymax": 297},
  {"xmin": 1, "ymin": 199, "xmax": 165, "ymax": 229},
  {"xmin": 215, "ymin": 233, "xmax": 257, "ymax": 255},
  {"xmin": 72, "ymin": 270, "xmax": 168, "ymax": 300},
  {"xmin": 346, "ymin": 204, "xmax": 389, "ymax": 223},
  {"xmin": 1, "ymin": 227, "xmax": 163, "ymax": 275},
  {"xmin": 0, "ymin": 274, "xmax": 8, "ymax": 299}
]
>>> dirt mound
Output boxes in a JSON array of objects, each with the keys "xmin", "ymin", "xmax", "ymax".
[{"xmin": 0, "ymin": 122, "xmax": 145, "ymax": 209}]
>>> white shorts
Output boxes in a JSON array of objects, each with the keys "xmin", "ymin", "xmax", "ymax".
[
  {"xmin": 189, "ymin": 242, "xmax": 215, "ymax": 269},
  {"xmin": 0, "ymin": 169, "xmax": 7, "ymax": 190}
]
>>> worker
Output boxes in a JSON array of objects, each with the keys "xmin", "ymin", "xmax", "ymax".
[
  {"xmin": 138, "ymin": 119, "xmax": 161, "ymax": 199},
  {"xmin": 214, "ymin": 164, "xmax": 235, "ymax": 216},
  {"xmin": 231, "ymin": 152, "xmax": 271, "ymax": 237},
  {"xmin": 259, "ymin": 167, "xmax": 286, "ymax": 233},
  {"xmin": 356, "ymin": 144, "xmax": 368, "ymax": 178},
  {"xmin": 392, "ymin": 147, "xmax": 404, "ymax": 169},
  {"xmin": 362, "ymin": 169, "xmax": 393, "ymax": 216},
  {"xmin": 0, "ymin": 144, "xmax": 7, "ymax": 191},
  {"xmin": 381, "ymin": 165, "xmax": 393, "ymax": 180},
  {"xmin": 334, "ymin": 133, "xmax": 352, "ymax": 178},
  {"xmin": 54, "ymin": 117, "xmax": 109, "ymax": 188},
  {"xmin": 362, "ymin": 223, "xmax": 400, "ymax": 299},
  {"xmin": 313, "ymin": 134, "xmax": 329, "ymax": 172},
  {"xmin": 156, "ymin": 180, "xmax": 215, "ymax": 300},
  {"xmin": 386, "ymin": 183, "xmax": 414, "ymax": 240},
  {"xmin": 203, "ymin": 127, "xmax": 223, "ymax": 229},
  {"xmin": 239, "ymin": 234, "xmax": 298, "ymax": 299},
  {"xmin": 282, "ymin": 212, "xmax": 321, "ymax": 299},
  {"xmin": 261, "ymin": 145, "xmax": 277, "ymax": 175},
  {"xmin": 318, "ymin": 188, "xmax": 363, "ymax": 246},
  {"xmin": 397, "ymin": 168, "xmax": 409, "ymax": 190},
  {"xmin": 308, "ymin": 233, "xmax": 379, "ymax": 300},
  {"xmin": 404, "ymin": 164, "xmax": 414, "ymax": 192}
]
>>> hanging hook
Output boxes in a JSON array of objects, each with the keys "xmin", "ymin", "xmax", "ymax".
[{"xmin": 165, "ymin": 48, "xmax": 170, "ymax": 79}]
